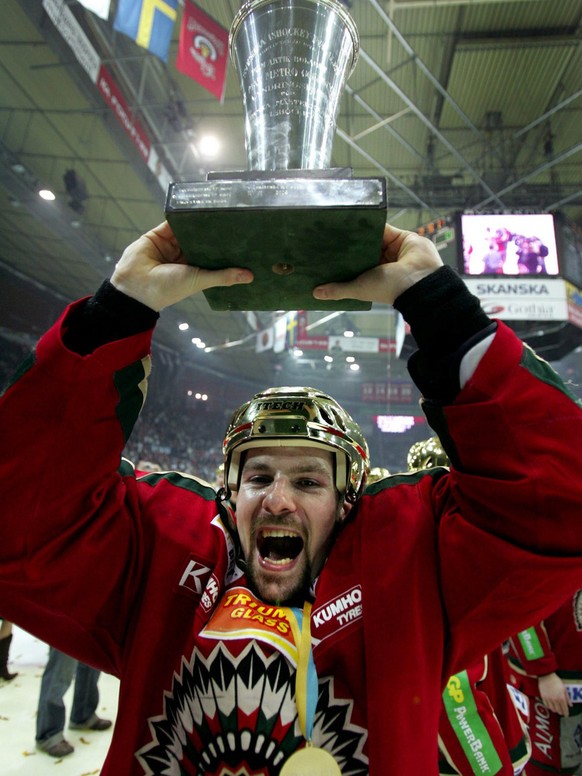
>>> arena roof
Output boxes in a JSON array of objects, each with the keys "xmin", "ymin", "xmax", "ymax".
[{"xmin": 0, "ymin": 0, "xmax": 580, "ymax": 388}]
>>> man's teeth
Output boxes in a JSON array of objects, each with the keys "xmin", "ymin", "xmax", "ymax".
[{"xmin": 258, "ymin": 529, "xmax": 303, "ymax": 562}]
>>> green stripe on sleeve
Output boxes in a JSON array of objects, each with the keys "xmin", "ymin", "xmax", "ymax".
[
  {"xmin": 118, "ymin": 458, "xmax": 218, "ymax": 503},
  {"xmin": 517, "ymin": 627, "xmax": 546, "ymax": 660},
  {"xmin": 137, "ymin": 470, "xmax": 217, "ymax": 501},
  {"xmin": 442, "ymin": 671, "xmax": 503, "ymax": 775},
  {"xmin": 520, "ymin": 345, "xmax": 581, "ymax": 405}
]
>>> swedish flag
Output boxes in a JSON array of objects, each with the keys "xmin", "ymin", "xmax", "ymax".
[{"xmin": 114, "ymin": 0, "xmax": 178, "ymax": 62}]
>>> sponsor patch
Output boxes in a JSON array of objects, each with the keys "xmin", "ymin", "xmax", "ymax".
[
  {"xmin": 311, "ymin": 585, "xmax": 363, "ymax": 643},
  {"xmin": 178, "ymin": 558, "xmax": 212, "ymax": 596},
  {"xmin": 199, "ymin": 586, "xmax": 296, "ymax": 663}
]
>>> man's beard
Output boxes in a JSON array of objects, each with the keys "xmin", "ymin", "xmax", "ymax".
[
  {"xmin": 241, "ymin": 504, "xmax": 345, "ymax": 606},
  {"xmin": 244, "ymin": 554, "xmax": 313, "ymax": 607}
]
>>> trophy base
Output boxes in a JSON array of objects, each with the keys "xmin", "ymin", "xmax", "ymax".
[{"xmin": 165, "ymin": 171, "xmax": 387, "ymax": 311}]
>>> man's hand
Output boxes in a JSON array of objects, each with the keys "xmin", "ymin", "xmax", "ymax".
[
  {"xmin": 111, "ymin": 221, "xmax": 253, "ymax": 311},
  {"xmin": 312, "ymin": 224, "xmax": 443, "ymax": 306},
  {"xmin": 538, "ymin": 672, "xmax": 572, "ymax": 717}
]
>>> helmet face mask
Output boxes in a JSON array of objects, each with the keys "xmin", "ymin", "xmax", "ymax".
[{"xmin": 223, "ymin": 387, "xmax": 369, "ymax": 503}]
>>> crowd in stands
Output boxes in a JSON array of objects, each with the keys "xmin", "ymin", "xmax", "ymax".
[
  {"xmin": 0, "ymin": 333, "xmax": 408, "ymax": 479},
  {"xmin": 3, "ymin": 332, "xmax": 580, "ymax": 484},
  {"xmin": 123, "ymin": 399, "xmax": 224, "ymax": 483},
  {"xmin": 0, "ymin": 335, "xmax": 223, "ymax": 483}
]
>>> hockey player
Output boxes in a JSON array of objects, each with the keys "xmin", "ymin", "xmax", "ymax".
[
  {"xmin": 507, "ymin": 591, "xmax": 582, "ymax": 775},
  {"xmin": 0, "ymin": 221, "xmax": 581, "ymax": 775}
]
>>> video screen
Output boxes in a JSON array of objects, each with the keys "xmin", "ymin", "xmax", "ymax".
[
  {"xmin": 374, "ymin": 415, "xmax": 426, "ymax": 433},
  {"xmin": 459, "ymin": 213, "xmax": 560, "ymax": 276}
]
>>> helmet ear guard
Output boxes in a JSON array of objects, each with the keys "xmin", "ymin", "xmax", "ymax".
[{"xmin": 223, "ymin": 387, "xmax": 369, "ymax": 503}]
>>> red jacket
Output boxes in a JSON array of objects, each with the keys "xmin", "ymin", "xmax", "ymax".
[
  {"xmin": 439, "ymin": 649, "xmax": 530, "ymax": 775},
  {"xmin": 508, "ymin": 591, "xmax": 582, "ymax": 698},
  {"xmin": 0, "ymin": 305, "xmax": 581, "ymax": 775}
]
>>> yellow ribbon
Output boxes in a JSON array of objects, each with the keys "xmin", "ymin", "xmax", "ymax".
[{"xmin": 285, "ymin": 601, "xmax": 314, "ymax": 741}]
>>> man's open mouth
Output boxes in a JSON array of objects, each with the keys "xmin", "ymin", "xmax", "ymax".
[{"xmin": 257, "ymin": 528, "xmax": 304, "ymax": 566}]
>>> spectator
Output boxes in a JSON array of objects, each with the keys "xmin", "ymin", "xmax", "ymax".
[
  {"xmin": 507, "ymin": 591, "xmax": 582, "ymax": 775},
  {"xmin": 36, "ymin": 647, "xmax": 113, "ymax": 758},
  {"xmin": 0, "ymin": 618, "xmax": 18, "ymax": 681}
]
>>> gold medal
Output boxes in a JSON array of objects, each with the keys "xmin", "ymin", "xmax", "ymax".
[
  {"xmin": 280, "ymin": 744, "xmax": 342, "ymax": 775},
  {"xmin": 280, "ymin": 606, "xmax": 341, "ymax": 774}
]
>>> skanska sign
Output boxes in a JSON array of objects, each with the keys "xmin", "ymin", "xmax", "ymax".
[{"xmin": 463, "ymin": 278, "xmax": 568, "ymax": 321}]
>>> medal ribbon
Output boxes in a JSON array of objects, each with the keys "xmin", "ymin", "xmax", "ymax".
[{"xmin": 286, "ymin": 601, "xmax": 317, "ymax": 742}]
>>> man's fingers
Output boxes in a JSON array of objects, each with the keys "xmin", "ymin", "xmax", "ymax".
[
  {"xmin": 313, "ymin": 280, "xmax": 360, "ymax": 302},
  {"xmin": 313, "ymin": 264, "xmax": 407, "ymax": 305},
  {"xmin": 195, "ymin": 266, "xmax": 254, "ymax": 291},
  {"xmin": 381, "ymin": 224, "xmax": 412, "ymax": 262}
]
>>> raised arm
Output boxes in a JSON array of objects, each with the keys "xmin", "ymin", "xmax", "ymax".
[
  {"xmin": 0, "ymin": 222, "xmax": 253, "ymax": 667},
  {"xmin": 340, "ymin": 227, "xmax": 582, "ymax": 674}
]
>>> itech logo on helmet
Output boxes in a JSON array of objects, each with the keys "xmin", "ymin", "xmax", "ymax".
[{"xmin": 255, "ymin": 400, "xmax": 305, "ymax": 412}]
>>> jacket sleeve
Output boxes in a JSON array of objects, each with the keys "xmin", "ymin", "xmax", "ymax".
[
  {"xmin": 428, "ymin": 321, "xmax": 582, "ymax": 675},
  {"xmin": 509, "ymin": 622, "xmax": 558, "ymax": 677},
  {"xmin": 0, "ymin": 299, "xmax": 157, "ymax": 674},
  {"xmin": 393, "ymin": 267, "xmax": 582, "ymax": 673}
]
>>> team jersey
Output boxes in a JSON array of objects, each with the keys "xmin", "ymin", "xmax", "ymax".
[
  {"xmin": 506, "ymin": 591, "xmax": 582, "ymax": 774},
  {"xmin": 439, "ymin": 649, "xmax": 530, "ymax": 776},
  {"xmin": 508, "ymin": 591, "xmax": 582, "ymax": 696},
  {"xmin": 1, "ymin": 303, "xmax": 581, "ymax": 775}
]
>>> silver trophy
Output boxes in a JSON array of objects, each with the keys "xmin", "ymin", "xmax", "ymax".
[
  {"xmin": 165, "ymin": 0, "xmax": 387, "ymax": 311},
  {"xmin": 230, "ymin": 0, "xmax": 359, "ymax": 171}
]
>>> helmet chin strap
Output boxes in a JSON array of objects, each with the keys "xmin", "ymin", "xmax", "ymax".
[
  {"xmin": 344, "ymin": 488, "xmax": 358, "ymax": 505},
  {"xmin": 217, "ymin": 485, "xmax": 231, "ymax": 502}
]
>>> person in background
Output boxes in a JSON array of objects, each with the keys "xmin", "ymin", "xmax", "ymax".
[
  {"xmin": 515, "ymin": 236, "xmax": 549, "ymax": 274},
  {"xmin": 408, "ymin": 437, "xmax": 531, "ymax": 776},
  {"xmin": 507, "ymin": 591, "xmax": 582, "ymax": 776},
  {"xmin": 439, "ymin": 651, "xmax": 531, "ymax": 776},
  {"xmin": 136, "ymin": 459, "xmax": 161, "ymax": 473},
  {"xmin": 213, "ymin": 461, "xmax": 226, "ymax": 489},
  {"xmin": 0, "ymin": 618, "xmax": 18, "ymax": 681},
  {"xmin": 0, "ymin": 221, "xmax": 581, "ymax": 775},
  {"xmin": 36, "ymin": 646, "xmax": 113, "ymax": 758},
  {"xmin": 406, "ymin": 435, "xmax": 449, "ymax": 472}
]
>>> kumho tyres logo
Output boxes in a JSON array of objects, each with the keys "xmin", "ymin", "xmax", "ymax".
[
  {"xmin": 311, "ymin": 586, "xmax": 363, "ymax": 643},
  {"xmin": 136, "ymin": 642, "xmax": 368, "ymax": 774}
]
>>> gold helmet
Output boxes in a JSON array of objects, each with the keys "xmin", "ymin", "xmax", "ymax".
[
  {"xmin": 407, "ymin": 436, "xmax": 450, "ymax": 471},
  {"xmin": 223, "ymin": 387, "xmax": 370, "ymax": 502},
  {"xmin": 367, "ymin": 466, "xmax": 390, "ymax": 485},
  {"xmin": 214, "ymin": 462, "xmax": 225, "ymax": 487}
]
